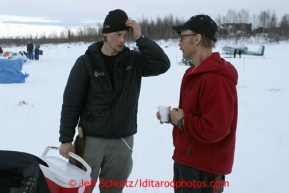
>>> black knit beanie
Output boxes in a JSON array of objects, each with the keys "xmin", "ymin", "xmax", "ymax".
[{"xmin": 102, "ymin": 9, "xmax": 129, "ymax": 33}]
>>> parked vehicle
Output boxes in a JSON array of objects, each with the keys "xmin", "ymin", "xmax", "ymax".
[{"xmin": 178, "ymin": 58, "xmax": 193, "ymax": 66}]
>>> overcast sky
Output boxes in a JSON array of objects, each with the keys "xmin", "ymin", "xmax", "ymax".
[{"xmin": 0, "ymin": 0, "xmax": 288, "ymax": 37}]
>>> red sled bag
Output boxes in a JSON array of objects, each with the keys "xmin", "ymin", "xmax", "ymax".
[{"xmin": 39, "ymin": 146, "xmax": 92, "ymax": 193}]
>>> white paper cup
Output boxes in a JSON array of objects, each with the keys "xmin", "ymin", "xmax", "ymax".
[{"xmin": 158, "ymin": 106, "xmax": 171, "ymax": 122}]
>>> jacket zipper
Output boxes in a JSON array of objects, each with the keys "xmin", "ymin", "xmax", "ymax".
[
  {"xmin": 111, "ymin": 56, "xmax": 125, "ymax": 138},
  {"xmin": 111, "ymin": 92, "xmax": 116, "ymax": 138},
  {"xmin": 187, "ymin": 138, "xmax": 192, "ymax": 155}
]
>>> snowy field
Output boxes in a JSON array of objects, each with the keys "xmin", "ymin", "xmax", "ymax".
[{"xmin": 1, "ymin": 39, "xmax": 288, "ymax": 192}]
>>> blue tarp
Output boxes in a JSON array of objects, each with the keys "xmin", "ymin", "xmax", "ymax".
[{"xmin": 0, "ymin": 58, "xmax": 29, "ymax": 83}]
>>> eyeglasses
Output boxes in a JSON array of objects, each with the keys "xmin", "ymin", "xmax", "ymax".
[{"xmin": 178, "ymin": 34, "xmax": 198, "ymax": 42}]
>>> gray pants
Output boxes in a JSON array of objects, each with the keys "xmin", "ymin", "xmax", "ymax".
[{"xmin": 83, "ymin": 135, "xmax": 134, "ymax": 193}]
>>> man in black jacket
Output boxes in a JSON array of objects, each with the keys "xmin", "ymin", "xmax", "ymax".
[{"xmin": 59, "ymin": 9, "xmax": 170, "ymax": 193}]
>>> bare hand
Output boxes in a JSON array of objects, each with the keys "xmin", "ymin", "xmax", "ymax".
[
  {"xmin": 59, "ymin": 143, "xmax": 74, "ymax": 159},
  {"xmin": 170, "ymin": 108, "xmax": 185, "ymax": 125},
  {"xmin": 156, "ymin": 111, "xmax": 172, "ymax": 124},
  {"xmin": 125, "ymin": 20, "xmax": 142, "ymax": 41}
]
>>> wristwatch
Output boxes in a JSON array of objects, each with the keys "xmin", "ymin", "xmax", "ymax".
[{"xmin": 177, "ymin": 117, "xmax": 184, "ymax": 130}]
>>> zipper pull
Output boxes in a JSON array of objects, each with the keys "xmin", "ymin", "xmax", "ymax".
[
  {"xmin": 112, "ymin": 93, "xmax": 116, "ymax": 102},
  {"xmin": 187, "ymin": 146, "xmax": 190, "ymax": 155}
]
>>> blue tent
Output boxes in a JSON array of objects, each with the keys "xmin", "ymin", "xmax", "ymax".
[{"xmin": 0, "ymin": 58, "xmax": 29, "ymax": 83}]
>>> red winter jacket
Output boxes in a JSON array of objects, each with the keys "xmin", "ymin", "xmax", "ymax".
[{"xmin": 172, "ymin": 52, "xmax": 238, "ymax": 175}]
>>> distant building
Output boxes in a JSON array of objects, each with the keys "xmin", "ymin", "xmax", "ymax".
[
  {"xmin": 218, "ymin": 23, "xmax": 252, "ymax": 36},
  {"xmin": 252, "ymin": 27, "xmax": 282, "ymax": 35}
]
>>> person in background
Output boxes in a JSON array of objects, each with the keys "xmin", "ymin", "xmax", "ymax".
[
  {"xmin": 26, "ymin": 41, "xmax": 34, "ymax": 60},
  {"xmin": 0, "ymin": 46, "xmax": 3, "ymax": 54},
  {"xmin": 59, "ymin": 9, "xmax": 170, "ymax": 193},
  {"xmin": 35, "ymin": 41, "xmax": 40, "ymax": 60},
  {"xmin": 157, "ymin": 15, "xmax": 238, "ymax": 193},
  {"xmin": 233, "ymin": 48, "xmax": 237, "ymax": 58},
  {"xmin": 238, "ymin": 49, "xmax": 242, "ymax": 58}
]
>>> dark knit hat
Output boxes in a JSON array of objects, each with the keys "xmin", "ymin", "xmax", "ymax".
[
  {"xmin": 172, "ymin": 15, "xmax": 218, "ymax": 42},
  {"xmin": 102, "ymin": 9, "xmax": 129, "ymax": 33}
]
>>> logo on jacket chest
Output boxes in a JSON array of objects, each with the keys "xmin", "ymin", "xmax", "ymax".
[{"xmin": 94, "ymin": 70, "xmax": 105, "ymax": 77}]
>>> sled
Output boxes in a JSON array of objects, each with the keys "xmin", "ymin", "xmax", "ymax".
[{"xmin": 40, "ymin": 146, "xmax": 92, "ymax": 193}]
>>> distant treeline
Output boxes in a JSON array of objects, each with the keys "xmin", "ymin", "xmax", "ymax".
[{"xmin": 1, "ymin": 9, "xmax": 289, "ymax": 46}]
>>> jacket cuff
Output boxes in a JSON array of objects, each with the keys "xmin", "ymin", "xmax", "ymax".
[{"xmin": 136, "ymin": 35, "xmax": 145, "ymax": 43}]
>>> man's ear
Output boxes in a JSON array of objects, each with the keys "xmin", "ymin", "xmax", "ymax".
[
  {"xmin": 195, "ymin": 34, "xmax": 200, "ymax": 42},
  {"xmin": 195, "ymin": 34, "xmax": 202, "ymax": 45}
]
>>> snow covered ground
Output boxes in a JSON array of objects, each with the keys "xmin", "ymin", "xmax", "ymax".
[{"xmin": 1, "ymin": 39, "xmax": 288, "ymax": 192}]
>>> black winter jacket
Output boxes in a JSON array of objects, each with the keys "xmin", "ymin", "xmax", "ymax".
[
  {"xmin": 0, "ymin": 151, "xmax": 51, "ymax": 193},
  {"xmin": 59, "ymin": 36, "xmax": 170, "ymax": 143},
  {"xmin": 27, "ymin": 43, "xmax": 34, "ymax": 53}
]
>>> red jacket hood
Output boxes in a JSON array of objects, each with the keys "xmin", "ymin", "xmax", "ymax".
[{"xmin": 186, "ymin": 52, "xmax": 238, "ymax": 86}]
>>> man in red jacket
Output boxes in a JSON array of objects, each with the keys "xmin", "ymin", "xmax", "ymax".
[{"xmin": 157, "ymin": 15, "xmax": 238, "ymax": 193}]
